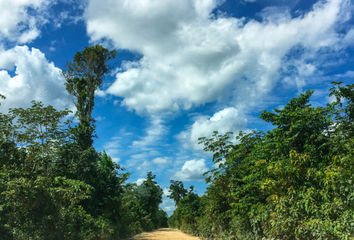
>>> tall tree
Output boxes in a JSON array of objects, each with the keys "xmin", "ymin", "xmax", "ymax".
[
  {"xmin": 62, "ymin": 45, "xmax": 117, "ymax": 149},
  {"xmin": 139, "ymin": 172, "xmax": 164, "ymax": 228},
  {"xmin": 168, "ymin": 180, "xmax": 188, "ymax": 205}
]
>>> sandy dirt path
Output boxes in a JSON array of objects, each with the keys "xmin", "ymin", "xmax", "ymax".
[{"xmin": 125, "ymin": 228, "xmax": 201, "ymax": 240}]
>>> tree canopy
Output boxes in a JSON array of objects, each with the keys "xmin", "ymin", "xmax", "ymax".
[{"xmin": 62, "ymin": 45, "xmax": 117, "ymax": 150}]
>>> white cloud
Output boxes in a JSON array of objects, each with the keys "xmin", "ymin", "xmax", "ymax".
[
  {"xmin": 85, "ymin": 0, "xmax": 353, "ymax": 114},
  {"xmin": 106, "ymin": 149, "xmax": 119, "ymax": 157},
  {"xmin": 280, "ymin": 55, "xmax": 319, "ymax": 92},
  {"xmin": 104, "ymin": 140, "xmax": 120, "ymax": 149},
  {"xmin": 95, "ymin": 116, "xmax": 105, "ymax": 121},
  {"xmin": 0, "ymin": 0, "xmax": 53, "ymax": 43},
  {"xmin": 172, "ymin": 159, "xmax": 209, "ymax": 181},
  {"xmin": 17, "ymin": 27, "xmax": 40, "ymax": 44},
  {"xmin": 129, "ymin": 149, "xmax": 160, "ymax": 162},
  {"xmin": 135, "ymin": 178, "xmax": 146, "ymax": 186},
  {"xmin": 0, "ymin": 47, "xmax": 17, "ymax": 70},
  {"xmin": 112, "ymin": 157, "xmax": 120, "ymax": 163},
  {"xmin": 103, "ymin": 137, "xmax": 121, "ymax": 162},
  {"xmin": 0, "ymin": 46, "xmax": 73, "ymax": 112},
  {"xmin": 178, "ymin": 107, "xmax": 247, "ymax": 151},
  {"xmin": 163, "ymin": 187, "xmax": 170, "ymax": 197},
  {"xmin": 152, "ymin": 157, "xmax": 172, "ymax": 165},
  {"xmin": 164, "ymin": 205, "xmax": 176, "ymax": 212},
  {"xmin": 0, "ymin": 0, "xmax": 88, "ymax": 44},
  {"xmin": 335, "ymin": 70, "xmax": 354, "ymax": 78},
  {"xmin": 132, "ymin": 116, "xmax": 169, "ymax": 146},
  {"xmin": 115, "ymin": 118, "xmax": 170, "ymax": 174},
  {"xmin": 160, "ymin": 196, "xmax": 175, "ymax": 216},
  {"xmin": 137, "ymin": 160, "xmax": 151, "ymax": 171},
  {"xmin": 95, "ymin": 89, "xmax": 106, "ymax": 97}
]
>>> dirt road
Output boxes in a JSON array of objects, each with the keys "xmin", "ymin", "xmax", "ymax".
[{"xmin": 125, "ymin": 228, "xmax": 201, "ymax": 240}]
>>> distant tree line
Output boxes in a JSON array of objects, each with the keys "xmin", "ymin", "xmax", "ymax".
[
  {"xmin": 168, "ymin": 82, "xmax": 354, "ymax": 240},
  {"xmin": 0, "ymin": 45, "xmax": 167, "ymax": 240}
]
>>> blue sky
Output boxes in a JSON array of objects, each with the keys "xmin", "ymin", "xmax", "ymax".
[{"xmin": 1, "ymin": 0, "xmax": 354, "ymax": 215}]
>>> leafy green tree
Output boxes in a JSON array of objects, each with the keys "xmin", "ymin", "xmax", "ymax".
[
  {"xmin": 62, "ymin": 45, "xmax": 117, "ymax": 150},
  {"xmin": 167, "ymin": 180, "xmax": 188, "ymax": 230},
  {"xmin": 0, "ymin": 101, "xmax": 102, "ymax": 240},
  {"xmin": 59, "ymin": 46, "xmax": 133, "ymax": 238},
  {"xmin": 156, "ymin": 209, "xmax": 168, "ymax": 228},
  {"xmin": 120, "ymin": 182, "xmax": 155, "ymax": 234},
  {"xmin": 0, "ymin": 101, "xmax": 73, "ymax": 177},
  {"xmin": 120, "ymin": 173, "xmax": 166, "ymax": 234},
  {"xmin": 139, "ymin": 172, "xmax": 164, "ymax": 228},
  {"xmin": 177, "ymin": 186, "xmax": 202, "ymax": 233},
  {"xmin": 168, "ymin": 180, "xmax": 188, "ymax": 205}
]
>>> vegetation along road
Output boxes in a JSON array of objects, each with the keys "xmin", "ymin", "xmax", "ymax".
[{"xmin": 126, "ymin": 228, "xmax": 200, "ymax": 240}]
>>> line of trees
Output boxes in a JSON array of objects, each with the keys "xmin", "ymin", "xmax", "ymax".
[
  {"xmin": 3, "ymin": 44, "xmax": 354, "ymax": 239},
  {"xmin": 0, "ymin": 46, "xmax": 167, "ymax": 239},
  {"xmin": 168, "ymin": 82, "xmax": 354, "ymax": 240}
]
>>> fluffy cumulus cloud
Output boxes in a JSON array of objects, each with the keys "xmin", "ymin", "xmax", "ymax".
[
  {"xmin": 178, "ymin": 107, "xmax": 247, "ymax": 150},
  {"xmin": 135, "ymin": 178, "xmax": 146, "ymax": 186},
  {"xmin": 85, "ymin": 0, "xmax": 353, "ymax": 114},
  {"xmin": 0, "ymin": 46, "xmax": 73, "ymax": 112},
  {"xmin": 0, "ymin": 0, "xmax": 54, "ymax": 43},
  {"xmin": 172, "ymin": 159, "xmax": 209, "ymax": 181},
  {"xmin": 0, "ymin": 0, "xmax": 87, "ymax": 44}
]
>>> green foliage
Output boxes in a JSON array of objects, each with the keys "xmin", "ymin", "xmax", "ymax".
[
  {"xmin": 156, "ymin": 209, "xmax": 168, "ymax": 228},
  {"xmin": 139, "ymin": 172, "xmax": 164, "ymax": 229},
  {"xmin": 168, "ymin": 180, "xmax": 188, "ymax": 205},
  {"xmin": 0, "ymin": 46, "xmax": 167, "ymax": 239},
  {"xmin": 0, "ymin": 100, "xmax": 168, "ymax": 239},
  {"xmin": 167, "ymin": 183, "xmax": 203, "ymax": 235},
  {"xmin": 119, "ymin": 173, "xmax": 166, "ymax": 235},
  {"xmin": 62, "ymin": 45, "xmax": 117, "ymax": 123},
  {"xmin": 170, "ymin": 82, "xmax": 354, "ymax": 240},
  {"xmin": 62, "ymin": 45, "xmax": 117, "ymax": 150},
  {"xmin": 0, "ymin": 101, "xmax": 107, "ymax": 239},
  {"xmin": 177, "ymin": 186, "xmax": 202, "ymax": 234}
]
